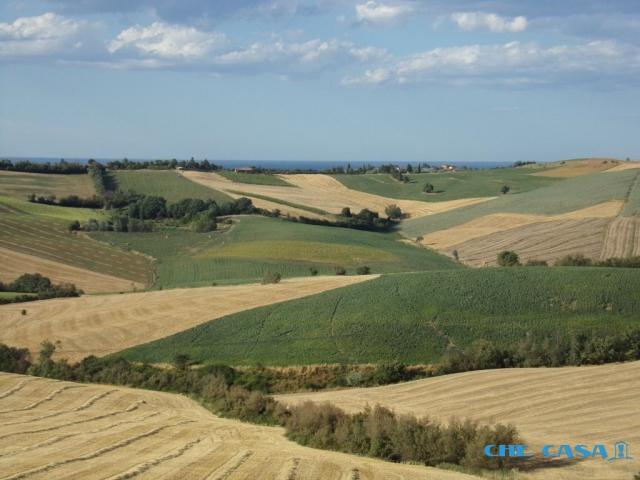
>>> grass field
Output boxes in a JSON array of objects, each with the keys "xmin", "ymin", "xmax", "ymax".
[
  {"xmin": 0, "ymin": 373, "xmax": 473, "ymax": 480},
  {"xmin": 621, "ymin": 169, "xmax": 640, "ymax": 216},
  {"xmin": 0, "ymin": 203, "xmax": 152, "ymax": 287},
  {"xmin": 0, "ymin": 194, "xmax": 104, "ymax": 222},
  {"xmin": 113, "ymin": 170, "xmax": 233, "ymax": 203},
  {"xmin": 0, "ymin": 276, "xmax": 372, "ymax": 361},
  {"xmin": 333, "ymin": 167, "xmax": 560, "ymax": 202},
  {"xmin": 118, "ymin": 267, "xmax": 640, "ymax": 366},
  {"xmin": 401, "ymin": 169, "xmax": 638, "ymax": 239},
  {"xmin": 277, "ymin": 361, "xmax": 640, "ymax": 480},
  {"xmin": 217, "ymin": 170, "xmax": 294, "ymax": 187},
  {"xmin": 0, "ymin": 171, "xmax": 96, "ymax": 199},
  {"xmin": 92, "ymin": 216, "xmax": 460, "ymax": 288}
]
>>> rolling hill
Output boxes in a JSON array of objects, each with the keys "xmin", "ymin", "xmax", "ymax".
[
  {"xmin": 117, "ymin": 268, "xmax": 640, "ymax": 366},
  {"xmin": 0, "ymin": 372, "xmax": 473, "ymax": 480}
]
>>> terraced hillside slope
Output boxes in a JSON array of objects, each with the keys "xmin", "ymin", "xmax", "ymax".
[
  {"xmin": 119, "ymin": 268, "xmax": 640, "ymax": 366},
  {"xmin": 92, "ymin": 215, "xmax": 460, "ymax": 288},
  {"xmin": 113, "ymin": 170, "xmax": 232, "ymax": 203},
  {"xmin": 277, "ymin": 361, "xmax": 640, "ymax": 480},
  {"xmin": 402, "ymin": 169, "xmax": 640, "ymax": 265},
  {"xmin": 183, "ymin": 170, "xmax": 492, "ymax": 219},
  {"xmin": 0, "ymin": 199, "xmax": 152, "ymax": 292},
  {"xmin": 0, "ymin": 276, "xmax": 374, "ymax": 361},
  {"xmin": 0, "ymin": 373, "xmax": 474, "ymax": 480},
  {"xmin": 0, "ymin": 170, "xmax": 95, "ymax": 199}
]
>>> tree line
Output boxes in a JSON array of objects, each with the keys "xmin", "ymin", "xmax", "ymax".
[
  {"xmin": 27, "ymin": 193, "xmax": 104, "ymax": 209},
  {"xmin": 0, "ymin": 273, "xmax": 81, "ymax": 304},
  {"xmin": 496, "ymin": 251, "xmax": 640, "ymax": 268},
  {"xmin": 0, "ymin": 159, "xmax": 87, "ymax": 174}
]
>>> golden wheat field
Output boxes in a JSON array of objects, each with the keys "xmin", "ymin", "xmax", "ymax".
[
  {"xmin": 531, "ymin": 158, "xmax": 626, "ymax": 177},
  {"xmin": 0, "ymin": 247, "xmax": 142, "ymax": 294},
  {"xmin": 0, "ymin": 372, "xmax": 476, "ymax": 480},
  {"xmin": 182, "ymin": 171, "xmax": 493, "ymax": 219},
  {"xmin": 277, "ymin": 362, "xmax": 640, "ymax": 480},
  {"xmin": 601, "ymin": 217, "xmax": 640, "ymax": 259},
  {"xmin": 0, "ymin": 275, "xmax": 375, "ymax": 361}
]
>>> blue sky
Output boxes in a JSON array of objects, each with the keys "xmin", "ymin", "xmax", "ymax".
[{"xmin": 1, "ymin": 0, "xmax": 639, "ymax": 163}]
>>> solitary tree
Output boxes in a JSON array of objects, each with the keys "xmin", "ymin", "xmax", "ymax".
[
  {"xmin": 424, "ymin": 183, "xmax": 434, "ymax": 193},
  {"xmin": 500, "ymin": 185, "xmax": 510, "ymax": 195},
  {"xmin": 385, "ymin": 204, "xmax": 403, "ymax": 219},
  {"xmin": 497, "ymin": 251, "xmax": 520, "ymax": 266}
]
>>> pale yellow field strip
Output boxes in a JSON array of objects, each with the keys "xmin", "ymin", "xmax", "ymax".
[
  {"xmin": 183, "ymin": 171, "xmax": 493, "ymax": 219},
  {"xmin": 531, "ymin": 158, "xmax": 625, "ymax": 177},
  {"xmin": 420, "ymin": 200, "xmax": 622, "ymax": 251},
  {"xmin": 0, "ymin": 275, "xmax": 376, "ymax": 361},
  {"xmin": 449, "ymin": 218, "xmax": 609, "ymax": 266},
  {"xmin": 0, "ymin": 247, "xmax": 142, "ymax": 294},
  {"xmin": 603, "ymin": 161, "xmax": 640, "ymax": 172},
  {"xmin": 277, "ymin": 361, "xmax": 640, "ymax": 480},
  {"xmin": 0, "ymin": 372, "xmax": 476, "ymax": 480},
  {"xmin": 600, "ymin": 217, "xmax": 640, "ymax": 259}
]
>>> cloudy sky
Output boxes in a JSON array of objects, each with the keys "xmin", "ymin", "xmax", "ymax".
[{"xmin": 1, "ymin": 0, "xmax": 639, "ymax": 162}]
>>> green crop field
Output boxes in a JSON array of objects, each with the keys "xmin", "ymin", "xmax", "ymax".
[
  {"xmin": 117, "ymin": 268, "xmax": 640, "ymax": 366},
  {"xmin": 0, "ymin": 171, "xmax": 96, "ymax": 199},
  {"xmin": 0, "ymin": 202, "xmax": 153, "ymax": 285},
  {"xmin": 92, "ymin": 215, "xmax": 459, "ymax": 288},
  {"xmin": 113, "ymin": 170, "xmax": 233, "ymax": 203},
  {"xmin": 217, "ymin": 170, "xmax": 294, "ymax": 187},
  {"xmin": 333, "ymin": 167, "xmax": 559, "ymax": 202},
  {"xmin": 0, "ymin": 195, "xmax": 105, "ymax": 222},
  {"xmin": 621, "ymin": 170, "xmax": 640, "ymax": 216},
  {"xmin": 0, "ymin": 292, "xmax": 37, "ymax": 300},
  {"xmin": 401, "ymin": 169, "xmax": 638, "ymax": 238}
]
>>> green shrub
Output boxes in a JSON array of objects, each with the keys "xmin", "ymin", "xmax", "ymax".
[
  {"xmin": 497, "ymin": 251, "xmax": 520, "ymax": 266},
  {"xmin": 262, "ymin": 272, "xmax": 282, "ymax": 284},
  {"xmin": 356, "ymin": 266, "xmax": 371, "ymax": 275},
  {"xmin": 334, "ymin": 266, "xmax": 347, "ymax": 275},
  {"xmin": 525, "ymin": 259, "xmax": 548, "ymax": 266},
  {"xmin": 555, "ymin": 254, "xmax": 591, "ymax": 266}
]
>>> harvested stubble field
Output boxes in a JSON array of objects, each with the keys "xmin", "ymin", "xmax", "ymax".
[
  {"xmin": 0, "ymin": 171, "xmax": 96, "ymax": 199},
  {"xmin": 600, "ymin": 217, "xmax": 640, "ymax": 259},
  {"xmin": 0, "ymin": 247, "xmax": 140, "ymax": 294},
  {"xmin": 119, "ymin": 269, "xmax": 640, "ymax": 366},
  {"xmin": 277, "ymin": 361, "xmax": 640, "ymax": 480},
  {"xmin": 0, "ymin": 372, "xmax": 475, "ymax": 480},
  {"xmin": 401, "ymin": 168, "xmax": 638, "ymax": 240},
  {"xmin": 113, "ymin": 170, "xmax": 233, "ymax": 204},
  {"xmin": 0, "ymin": 203, "xmax": 152, "ymax": 288},
  {"xmin": 0, "ymin": 275, "xmax": 374, "ymax": 361},
  {"xmin": 183, "ymin": 171, "xmax": 492, "ymax": 219}
]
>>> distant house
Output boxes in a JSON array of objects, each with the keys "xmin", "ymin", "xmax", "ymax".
[
  {"xmin": 234, "ymin": 167, "xmax": 255, "ymax": 174},
  {"xmin": 441, "ymin": 164, "xmax": 456, "ymax": 171}
]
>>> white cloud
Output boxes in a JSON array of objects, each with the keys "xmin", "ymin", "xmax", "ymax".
[
  {"xmin": 355, "ymin": 1, "xmax": 415, "ymax": 26},
  {"xmin": 344, "ymin": 40, "xmax": 640, "ymax": 86},
  {"xmin": 108, "ymin": 22, "xmax": 227, "ymax": 59},
  {"xmin": 451, "ymin": 12, "xmax": 528, "ymax": 33},
  {"xmin": 0, "ymin": 12, "xmax": 82, "ymax": 56}
]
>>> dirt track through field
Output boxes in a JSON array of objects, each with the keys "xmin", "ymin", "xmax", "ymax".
[
  {"xmin": 277, "ymin": 361, "xmax": 640, "ymax": 480},
  {"xmin": 0, "ymin": 247, "xmax": 142, "ymax": 293},
  {"xmin": 0, "ymin": 373, "xmax": 475, "ymax": 480},
  {"xmin": 0, "ymin": 276, "xmax": 375, "ymax": 361},
  {"xmin": 183, "ymin": 171, "xmax": 493, "ymax": 219}
]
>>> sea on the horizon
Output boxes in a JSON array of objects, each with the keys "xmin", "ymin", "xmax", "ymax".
[{"xmin": 3, "ymin": 157, "xmax": 517, "ymax": 170}]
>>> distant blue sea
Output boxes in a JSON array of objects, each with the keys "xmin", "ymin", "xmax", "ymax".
[{"xmin": 3, "ymin": 157, "xmax": 517, "ymax": 170}]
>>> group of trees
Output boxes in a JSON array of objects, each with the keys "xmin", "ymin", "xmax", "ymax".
[
  {"xmin": 0, "ymin": 273, "xmax": 81, "ymax": 304},
  {"xmin": 497, "ymin": 251, "xmax": 640, "ymax": 268},
  {"xmin": 0, "ymin": 341, "xmax": 519, "ymax": 472},
  {"xmin": 105, "ymin": 158, "xmax": 222, "ymax": 171},
  {"xmin": 0, "ymin": 159, "xmax": 86, "ymax": 174},
  {"xmin": 27, "ymin": 193, "xmax": 104, "ymax": 209}
]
